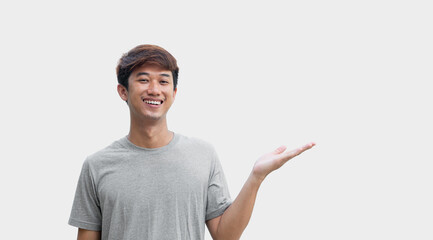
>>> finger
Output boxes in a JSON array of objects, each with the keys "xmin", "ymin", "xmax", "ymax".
[
  {"xmin": 273, "ymin": 145, "xmax": 287, "ymax": 154},
  {"xmin": 283, "ymin": 142, "xmax": 316, "ymax": 160}
]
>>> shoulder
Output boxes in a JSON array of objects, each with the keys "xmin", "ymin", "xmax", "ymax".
[
  {"xmin": 84, "ymin": 137, "xmax": 129, "ymax": 167},
  {"xmin": 176, "ymin": 133, "xmax": 216, "ymax": 153}
]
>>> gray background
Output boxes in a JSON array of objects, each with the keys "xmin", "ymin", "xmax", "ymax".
[{"xmin": 1, "ymin": 0, "xmax": 432, "ymax": 239}]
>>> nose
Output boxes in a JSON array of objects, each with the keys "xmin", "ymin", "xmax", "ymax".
[{"xmin": 147, "ymin": 81, "xmax": 161, "ymax": 95}]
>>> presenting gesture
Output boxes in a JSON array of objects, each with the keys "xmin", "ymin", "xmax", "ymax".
[
  {"xmin": 252, "ymin": 142, "xmax": 316, "ymax": 182},
  {"xmin": 211, "ymin": 142, "xmax": 316, "ymax": 239}
]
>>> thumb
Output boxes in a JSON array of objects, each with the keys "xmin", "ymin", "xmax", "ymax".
[{"xmin": 273, "ymin": 145, "xmax": 287, "ymax": 154}]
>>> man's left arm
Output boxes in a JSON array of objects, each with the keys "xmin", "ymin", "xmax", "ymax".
[{"xmin": 206, "ymin": 142, "xmax": 315, "ymax": 240}]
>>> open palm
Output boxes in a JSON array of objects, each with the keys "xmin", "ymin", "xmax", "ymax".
[{"xmin": 252, "ymin": 142, "xmax": 315, "ymax": 181}]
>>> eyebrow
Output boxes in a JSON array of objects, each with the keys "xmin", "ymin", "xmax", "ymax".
[{"xmin": 136, "ymin": 72, "xmax": 171, "ymax": 78}]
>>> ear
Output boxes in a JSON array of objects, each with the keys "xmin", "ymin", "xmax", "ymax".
[
  {"xmin": 117, "ymin": 84, "xmax": 128, "ymax": 102},
  {"xmin": 173, "ymin": 87, "xmax": 177, "ymax": 100}
]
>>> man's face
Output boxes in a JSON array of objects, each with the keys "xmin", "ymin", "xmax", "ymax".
[{"xmin": 119, "ymin": 64, "xmax": 177, "ymax": 121}]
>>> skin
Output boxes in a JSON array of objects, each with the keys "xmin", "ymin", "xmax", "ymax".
[
  {"xmin": 77, "ymin": 229, "xmax": 100, "ymax": 240},
  {"xmin": 77, "ymin": 63, "xmax": 315, "ymax": 240}
]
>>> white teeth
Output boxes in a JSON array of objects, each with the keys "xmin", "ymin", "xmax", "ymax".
[{"xmin": 144, "ymin": 100, "xmax": 162, "ymax": 105}]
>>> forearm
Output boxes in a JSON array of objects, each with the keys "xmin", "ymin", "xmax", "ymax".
[{"xmin": 215, "ymin": 172, "xmax": 263, "ymax": 240}]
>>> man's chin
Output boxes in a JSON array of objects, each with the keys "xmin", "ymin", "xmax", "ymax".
[
  {"xmin": 131, "ymin": 109, "xmax": 166, "ymax": 122},
  {"xmin": 141, "ymin": 113, "xmax": 165, "ymax": 121}
]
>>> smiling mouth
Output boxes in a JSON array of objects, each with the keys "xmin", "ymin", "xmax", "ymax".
[{"xmin": 143, "ymin": 99, "xmax": 163, "ymax": 105}]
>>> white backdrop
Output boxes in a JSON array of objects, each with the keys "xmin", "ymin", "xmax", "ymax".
[{"xmin": 1, "ymin": 0, "xmax": 432, "ymax": 239}]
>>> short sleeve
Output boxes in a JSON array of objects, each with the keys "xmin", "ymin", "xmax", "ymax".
[
  {"xmin": 68, "ymin": 159, "xmax": 102, "ymax": 231},
  {"xmin": 205, "ymin": 149, "xmax": 232, "ymax": 221}
]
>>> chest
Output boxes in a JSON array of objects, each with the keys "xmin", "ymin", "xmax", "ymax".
[{"xmin": 96, "ymin": 153, "xmax": 211, "ymax": 209}]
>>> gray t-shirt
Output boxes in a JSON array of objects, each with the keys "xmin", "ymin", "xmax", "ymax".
[{"xmin": 68, "ymin": 133, "xmax": 232, "ymax": 240}]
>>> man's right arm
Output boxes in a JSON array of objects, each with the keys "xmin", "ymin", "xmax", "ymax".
[{"xmin": 77, "ymin": 228, "xmax": 101, "ymax": 240}]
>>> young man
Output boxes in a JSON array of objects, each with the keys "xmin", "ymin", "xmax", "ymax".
[{"xmin": 69, "ymin": 44, "xmax": 315, "ymax": 240}]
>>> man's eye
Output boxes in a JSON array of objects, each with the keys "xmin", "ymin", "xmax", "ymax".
[
  {"xmin": 160, "ymin": 81, "xmax": 169, "ymax": 84},
  {"xmin": 139, "ymin": 79, "xmax": 149, "ymax": 82}
]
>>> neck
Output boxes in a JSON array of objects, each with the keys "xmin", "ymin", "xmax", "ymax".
[{"xmin": 127, "ymin": 116, "xmax": 173, "ymax": 148}]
